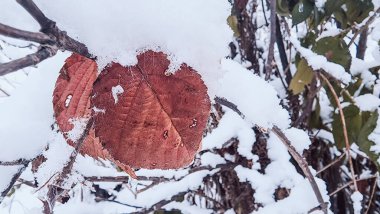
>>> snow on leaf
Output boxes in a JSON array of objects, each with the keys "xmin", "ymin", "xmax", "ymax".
[{"xmin": 91, "ymin": 51, "xmax": 211, "ymax": 169}]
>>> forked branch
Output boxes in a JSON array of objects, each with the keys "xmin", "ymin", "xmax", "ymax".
[{"xmin": 0, "ymin": 0, "xmax": 91, "ymax": 76}]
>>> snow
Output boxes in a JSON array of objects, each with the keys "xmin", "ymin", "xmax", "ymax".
[
  {"xmin": 0, "ymin": 52, "xmax": 69, "ymax": 162},
  {"xmin": 217, "ymin": 59, "xmax": 290, "ymax": 129},
  {"xmin": 354, "ymin": 94, "xmax": 380, "ymax": 112},
  {"xmin": 289, "ymin": 37, "xmax": 352, "ymax": 84},
  {"xmin": 235, "ymin": 131, "xmax": 330, "ymax": 214},
  {"xmin": 35, "ymin": 0, "xmax": 233, "ymax": 97},
  {"xmin": 67, "ymin": 118, "xmax": 90, "ymax": 142},
  {"xmin": 351, "ymin": 191, "xmax": 363, "ymax": 214},
  {"xmin": 0, "ymin": 166, "xmax": 24, "ymax": 200},
  {"xmin": 111, "ymin": 85, "xmax": 124, "ymax": 104},
  {"xmin": 284, "ymin": 128, "xmax": 312, "ymax": 154},
  {"xmin": 164, "ymin": 201, "xmax": 213, "ymax": 214},
  {"xmin": 315, "ymin": 0, "xmax": 326, "ymax": 11}
]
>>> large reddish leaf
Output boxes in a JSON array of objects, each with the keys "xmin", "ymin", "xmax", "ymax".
[
  {"xmin": 53, "ymin": 54, "xmax": 107, "ymax": 159},
  {"xmin": 91, "ymin": 51, "xmax": 210, "ymax": 169}
]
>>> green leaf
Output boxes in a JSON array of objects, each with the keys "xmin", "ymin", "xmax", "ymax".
[
  {"xmin": 312, "ymin": 36, "xmax": 352, "ymax": 71},
  {"xmin": 276, "ymin": 0, "xmax": 290, "ymax": 16},
  {"xmin": 309, "ymin": 98, "xmax": 322, "ymax": 128},
  {"xmin": 324, "ymin": 0, "xmax": 345, "ymax": 18},
  {"xmin": 332, "ymin": 105, "xmax": 362, "ymax": 149},
  {"xmin": 333, "ymin": 8, "xmax": 348, "ymax": 29},
  {"xmin": 289, "ymin": 58, "xmax": 314, "ymax": 94},
  {"xmin": 346, "ymin": 0, "xmax": 374, "ymax": 24},
  {"xmin": 292, "ymin": 0, "xmax": 314, "ymax": 26},
  {"xmin": 357, "ymin": 110, "xmax": 379, "ymax": 167},
  {"xmin": 227, "ymin": 15, "xmax": 240, "ymax": 37}
]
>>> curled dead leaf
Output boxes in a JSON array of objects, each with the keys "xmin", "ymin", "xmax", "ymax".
[{"xmin": 53, "ymin": 54, "xmax": 107, "ymax": 159}]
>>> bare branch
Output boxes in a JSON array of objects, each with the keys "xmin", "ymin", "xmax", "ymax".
[
  {"xmin": 271, "ymin": 126, "xmax": 328, "ymax": 214},
  {"xmin": 214, "ymin": 96, "xmax": 328, "ymax": 214},
  {"xmin": 0, "ymin": 46, "xmax": 57, "ymax": 76},
  {"xmin": 45, "ymin": 118, "xmax": 94, "ymax": 213},
  {"xmin": 265, "ymin": 0, "xmax": 276, "ymax": 80},
  {"xmin": 0, "ymin": 159, "xmax": 31, "ymax": 166},
  {"xmin": 0, "ymin": 0, "xmax": 92, "ymax": 77},
  {"xmin": 16, "ymin": 0, "xmax": 53, "ymax": 28},
  {"xmin": 0, "ymin": 23, "xmax": 53, "ymax": 44},
  {"xmin": 131, "ymin": 191, "xmax": 188, "ymax": 214},
  {"xmin": 0, "ymin": 162, "xmax": 30, "ymax": 203},
  {"xmin": 319, "ymin": 72, "xmax": 358, "ymax": 192},
  {"xmin": 214, "ymin": 97, "xmax": 245, "ymax": 118}
]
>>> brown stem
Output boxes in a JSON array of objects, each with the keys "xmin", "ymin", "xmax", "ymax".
[
  {"xmin": 0, "ymin": 23, "xmax": 53, "ymax": 44},
  {"xmin": 0, "ymin": 163, "xmax": 30, "ymax": 203},
  {"xmin": 265, "ymin": 0, "xmax": 276, "ymax": 80},
  {"xmin": 214, "ymin": 96, "xmax": 328, "ymax": 214},
  {"xmin": 271, "ymin": 126, "xmax": 328, "ymax": 214},
  {"xmin": 318, "ymin": 73, "xmax": 358, "ymax": 192},
  {"xmin": 0, "ymin": 159, "xmax": 31, "ymax": 166},
  {"xmin": 0, "ymin": 46, "xmax": 57, "ymax": 76},
  {"xmin": 45, "ymin": 118, "xmax": 94, "ymax": 213},
  {"xmin": 0, "ymin": 0, "xmax": 92, "ymax": 77}
]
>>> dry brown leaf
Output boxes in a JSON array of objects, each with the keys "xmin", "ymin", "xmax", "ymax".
[
  {"xmin": 91, "ymin": 51, "xmax": 210, "ymax": 169},
  {"xmin": 53, "ymin": 53, "xmax": 107, "ymax": 159}
]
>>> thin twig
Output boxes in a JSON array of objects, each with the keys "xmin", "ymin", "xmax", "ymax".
[
  {"xmin": 0, "ymin": 46, "xmax": 57, "ymax": 76},
  {"xmin": 0, "ymin": 162, "xmax": 30, "ymax": 203},
  {"xmin": 364, "ymin": 173, "xmax": 378, "ymax": 214},
  {"xmin": 348, "ymin": 7, "xmax": 380, "ymax": 47},
  {"xmin": 45, "ymin": 118, "xmax": 94, "ymax": 213},
  {"xmin": 271, "ymin": 126, "xmax": 328, "ymax": 214},
  {"xmin": 0, "ymin": 159, "xmax": 31, "ymax": 166},
  {"xmin": 319, "ymin": 72, "xmax": 358, "ymax": 192},
  {"xmin": 265, "ymin": 0, "xmax": 276, "ymax": 80},
  {"xmin": 214, "ymin": 96, "xmax": 328, "ymax": 214},
  {"xmin": 130, "ymin": 191, "xmax": 188, "ymax": 214},
  {"xmin": 329, "ymin": 175, "xmax": 377, "ymax": 197},
  {"xmin": 316, "ymin": 153, "xmax": 346, "ymax": 175},
  {"xmin": 0, "ymin": 0, "xmax": 91, "ymax": 76},
  {"xmin": 0, "ymin": 23, "xmax": 53, "ymax": 44}
]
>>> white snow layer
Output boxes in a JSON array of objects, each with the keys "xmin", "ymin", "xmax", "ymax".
[
  {"xmin": 289, "ymin": 37, "xmax": 352, "ymax": 84},
  {"xmin": 354, "ymin": 94, "xmax": 380, "ymax": 112},
  {"xmin": 351, "ymin": 191, "xmax": 363, "ymax": 214},
  {"xmin": 35, "ymin": 0, "xmax": 233, "ymax": 97},
  {"xmin": 0, "ymin": 53, "xmax": 69, "ymax": 161},
  {"xmin": 217, "ymin": 59, "xmax": 290, "ymax": 129}
]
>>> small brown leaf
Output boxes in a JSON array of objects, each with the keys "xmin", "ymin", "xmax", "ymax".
[
  {"xmin": 91, "ymin": 51, "xmax": 211, "ymax": 169},
  {"xmin": 53, "ymin": 54, "xmax": 107, "ymax": 159}
]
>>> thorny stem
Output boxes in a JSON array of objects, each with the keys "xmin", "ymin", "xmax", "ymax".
[{"xmin": 318, "ymin": 73, "xmax": 358, "ymax": 192}]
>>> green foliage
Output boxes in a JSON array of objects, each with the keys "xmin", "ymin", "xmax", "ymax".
[
  {"xmin": 332, "ymin": 105, "xmax": 362, "ymax": 149},
  {"xmin": 292, "ymin": 0, "xmax": 314, "ymax": 26},
  {"xmin": 345, "ymin": 0, "xmax": 374, "ymax": 24},
  {"xmin": 289, "ymin": 58, "xmax": 314, "ymax": 94},
  {"xmin": 357, "ymin": 110, "xmax": 380, "ymax": 169},
  {"xmin": 277, "ymin": 0, "xmax": 290, "ymax": 16},
  {"xmin": 312, "ymin": 36, "xmax": 352, "ymax": 71}
]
